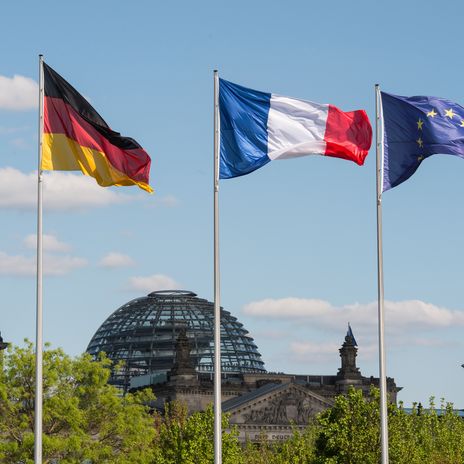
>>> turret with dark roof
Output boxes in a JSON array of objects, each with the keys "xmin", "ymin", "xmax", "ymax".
[{"xmin": 336, "ymin": 325, "xmax": 362, "ymax": 387}]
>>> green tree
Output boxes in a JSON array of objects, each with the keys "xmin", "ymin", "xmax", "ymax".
[
  {"xmin": 274, "ymin": 427, "xmax": 317, "ymax": 464},
  {"xmin": 242, "ymin": 427, "xmax": 317, "ymax": 464},
  {"xmin": 389, "ymin": 399, "xmax": 464, "ymax": 464},
  {"xmin": 0, "ymin": 340, "xmax": 157, "ymax": 464},
  {"xmin": 315, "ymin": 387, "xmax": 381, "ymax": 464},
  {"xmin": 156, "ymin": 401, "xmax": 243, "ymax": 464},
  {"xmin": 242, "ymin": 436, "xmax": 275, "ymax": 464},
  {"xmin": 314, "ymin": 387, "xmax": 464, "ymax": 464}
]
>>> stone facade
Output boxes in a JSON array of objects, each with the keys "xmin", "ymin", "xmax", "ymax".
[
  {"xmin": 222, "ymin": 382, "xmax": 333, "ymax": 442},
  {"xmin": 136, "ymin": 326, "xmax": 401, "ymax": 442}
]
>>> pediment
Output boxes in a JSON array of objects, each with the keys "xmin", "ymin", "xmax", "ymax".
[{"xmin": 223, "ymin": 382, "xmax": 333, "ymax": 426}]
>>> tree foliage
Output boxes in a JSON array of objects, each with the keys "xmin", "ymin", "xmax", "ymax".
[
  {"xmin": 242, "ymin": 427, "xmax": 317, "ymax": 464},
  {"xmin": 0, "ymin": 341, "xmax": 157, "ymax": 463},
  {"xmin": 156, "ymin": 401, "xmax": 242, "ymax": 464},
  {"xmin": 315, "ymin": 387, "xmax": 382, "ymax": 463},
  {"xmin": 314, "ymin": 387, "xmax": 464, "ymax": 464},
  {"xmin": 389, "ymin": 398, "xmax": 464, "ymax": 464}
]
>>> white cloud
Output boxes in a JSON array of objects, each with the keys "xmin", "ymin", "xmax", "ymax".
[
  {"xmin": 0, "ymin": 252, "xmax": 35, "ymax": 276},
  {"xmin": 0, "ymin": 251, "xmax": 87, "ymax": 276},
  {"xmin": 290, "ymin": 341, "xmax": 341, "ymax": 359},
  {"xmin": 148, "ymin": 194, "xmax": 179, "ymax": 207},
  {"xmin": 42, "ymin": 254, "xmax": 87, "ymax": 276},
  {"xmin": 44, "ymin": 171, "xmax": 133, "ymax": 210},
  {"xmin": 252, "ymin": 329, "xmax": 290, "ymax": 340},
  {"xmin": 395, "ymin": 337, "xmax": 454, "ymax": 348},
  {"xmin": 99, "ymin": 252, "xmax": 135, "ymax": 268},
  {"xmin": 289, "ymin": 340, "xmax": 377, "ymax": 362},
  {"xmin": 0, "ymin": 74, "xmax": 38, "ymax": 110},
  {"xmin": 0, "ymin": 125, "xmax": 29, "ymax": 135},
  {"xmin": 24, "ymin": 234, "xmax": 72, "ymax": 252},
  {"xmin": 244, "ymin": 298, "xmax": 333, "ymax": 319},
  {"xmin": 0, "ymin": 168, "xmax": 176, "ymax": 212},
  {"xmin": 243, "ymin": 297, "xmax": 464, "ymax": 332},
  {"xmin": 10, "ymin": 138, "xmax": 30, "ymax": 149},
  {"xmin": 0, "ymin": 168, "xmax": 131, "ymax": 211},
  {"xmin": 128, "ymin": 274, "xmax": 181, "ymax": 293}
]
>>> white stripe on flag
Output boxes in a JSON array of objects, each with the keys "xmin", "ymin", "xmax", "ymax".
[{"xmin": 267, "ymin": 94, "xmax": 329, "ymax": 160}]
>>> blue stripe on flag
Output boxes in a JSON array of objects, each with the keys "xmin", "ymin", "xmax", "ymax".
[{"xmin": 219, "ymin": 79, "xmax": 271, "ymax": 179}]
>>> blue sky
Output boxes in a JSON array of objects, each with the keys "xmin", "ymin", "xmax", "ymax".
[{"xmin": 1, "ymin": 0, "xmax": 463, "ymax": 407}]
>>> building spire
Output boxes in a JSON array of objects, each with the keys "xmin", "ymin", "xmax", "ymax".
[
  {"xmin": 346, "ymin": 323, "xmax": 358, "ymax": 346},
  {"xmin": 337, "ymin": 324, "xmax": 361, "ymax": 382}
]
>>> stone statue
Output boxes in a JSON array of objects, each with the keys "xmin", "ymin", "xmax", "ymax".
[
  {"xmin": 0, "ymin": 331, "xmax": 8, "ymax": 352},
  {"xmin": 170, "ymin": 327, "xmax": 196, "ymax": 376}
]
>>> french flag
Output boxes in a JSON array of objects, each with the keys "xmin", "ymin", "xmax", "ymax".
[{"xmin": 219, "ymin": 79, "xmax": 372, "ymax": 179}]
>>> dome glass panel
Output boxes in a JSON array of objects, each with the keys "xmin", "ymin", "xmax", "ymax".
[{"xmin": 86, "ymin": 290, "xmax": 266, "ymax": 390}]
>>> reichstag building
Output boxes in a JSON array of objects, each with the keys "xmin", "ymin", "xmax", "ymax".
[{"xmin": 86, "ymin": 290, "xmax": 400, "ymax": 442}]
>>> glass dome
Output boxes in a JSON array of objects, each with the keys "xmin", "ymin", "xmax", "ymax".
[{"xmin": 86, "ymin": 290, "xmax": 266, "ymax": 390}]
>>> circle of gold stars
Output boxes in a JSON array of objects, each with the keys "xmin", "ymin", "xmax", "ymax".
[
  {"xmin": 416, "ymin": 115, "xmax": 426, "ymax": 161},
  {"xmin": 414, "ymin": 105, "xmax": 464, "ymax": 161}
]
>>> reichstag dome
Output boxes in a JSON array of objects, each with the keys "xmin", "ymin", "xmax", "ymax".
[{"xmin": 86, "ymin": 290, "xmax": 266, "ymax": 391}]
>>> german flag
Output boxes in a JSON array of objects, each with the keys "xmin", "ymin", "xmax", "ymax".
[{"xmin": 42, "ymin": 63, "xmax": 152, "ymax": 193}]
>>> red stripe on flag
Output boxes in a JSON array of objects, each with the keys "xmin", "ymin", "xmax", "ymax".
[
  {"xmin": 323, "ymin": 105, "xmax": 372, "ymax": 166},
  {"xmin": 44, "ymin": 96, "xmax": 151, "ymax": 184}
]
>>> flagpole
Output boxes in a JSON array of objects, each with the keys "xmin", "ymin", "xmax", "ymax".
[
  {"xmin": 34, "ymin": 54, "xmax": 44, "ymax": 464},
  {"xmin": 375, "ymin": 84, "xmax": 389, "ymax": 464},
  {"xmin": 213, "ymin": 69, "xmax": 222, "ymax": 464}
]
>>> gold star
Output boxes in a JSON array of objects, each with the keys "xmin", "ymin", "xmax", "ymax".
[
  {"xmin": 460, "ymin": 120, "xmax": 464, "ymax": 127},
  {"xmin": 445, "ymin": 108, "xmax": 455, "ymax": 119},
  {"xmin": 416, "ymin": 137, "xmax": 424, "ymax": 148},
  {"xmin": 417, "ymin": 119, "xmax": 424, "ymax": 130},
  {"xmin": 418, "ymin": 155, "xmax": 424, "ymax": 162},
  {"xmin": 427, "ymin": 109, "xmax": 437, "ymax": 118}
]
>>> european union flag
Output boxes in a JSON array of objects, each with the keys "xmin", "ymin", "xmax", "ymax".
[{"xmin": 381, "ymin": 92, "xmax": 464, "ymax": 191}]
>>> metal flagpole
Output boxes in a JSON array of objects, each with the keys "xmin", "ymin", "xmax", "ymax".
[
  {"xmin": 213, "ymin": 69, "xmax": 222, "ymax": 464},
  {"xmin": 375, "ymin": 84, "xmax": 389, "ymax": 464},
  {"xmin": 34, "ymin": 54, "xmax": 44, "ymax": 464}
]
